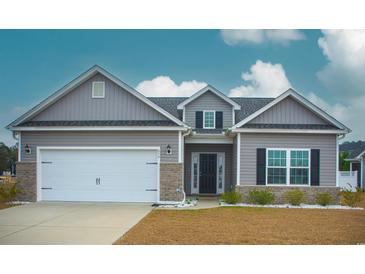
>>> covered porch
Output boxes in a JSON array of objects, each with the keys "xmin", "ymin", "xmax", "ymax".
[{"xmin": 183, "ymin": 143, "xmax": 234, "ymax": 196}]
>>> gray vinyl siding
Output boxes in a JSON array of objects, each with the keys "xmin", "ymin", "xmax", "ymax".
[
  {"xmin": 184, "ymin": 144, "xmax": 233, "ymax": 194},
  {"xmin": 362, "ymin": 156, "xmax": 365, "ymax": 188},
  {"xmin": 32, "ymin": 73, "xmax": 168, "ymax": 121},
  {"xmin": 20, "ymin": 131, "xmax": 179, "ymax": 163},
  {"xmin": 184, "ymin": 91, "xmax": 233, "ymax": 128},
  {"xmin": 249, "ymin": 97, "xmax": 328, "ymax": 125},
  {"xmin": 239, "ymin": 133, "xmax": 337, "ymax": 187}
]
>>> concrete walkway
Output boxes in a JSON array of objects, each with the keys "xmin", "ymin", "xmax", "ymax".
[{"xmin": 0, "ymin": 202, "xmax": 152, "ymax": 245}]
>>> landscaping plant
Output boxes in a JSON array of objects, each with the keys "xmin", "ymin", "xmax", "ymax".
[
  {"xmin": 315, "ymin": 192, "xmax": 332, "ymax": 206},
  {"xmin": 340, "ymin": 188, "xmax": 363, "ymax": 207},
  {"xmin": 0, "ymin": 177, "xmax": 20, "ymax": 204},
  {"xmin": 220, "ymin": 191, "xmax": 242, "ymax": 204},
  {"xmin": 284, "ymin": 189, "xmax": 306, "ymax": 206},
  {"xmin": 248, "ymin": 189, "xmax": 275, "ymax": 205}
]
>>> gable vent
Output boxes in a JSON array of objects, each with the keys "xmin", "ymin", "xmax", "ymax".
[{"xmin": 92, "ymin": 81, "xmax": 105, "ymax": 98}]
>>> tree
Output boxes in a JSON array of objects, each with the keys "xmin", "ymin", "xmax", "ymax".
[
  {"xmin": 0, "ymin": 142, "xmax": 18, "ymax": 175},
  {"xmin": 339, "ymin": 151, "xmax": 350, "ymax": 171}
]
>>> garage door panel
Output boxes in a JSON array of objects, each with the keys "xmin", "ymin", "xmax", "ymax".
[{"xmin": 40, "ymin": 149, "xmax": 158, "ymax": 202}]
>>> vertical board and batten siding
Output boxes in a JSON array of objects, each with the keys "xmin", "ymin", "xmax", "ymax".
[
  {"xmin": 32, "ymin": 73, "xmax": 168, "ymax": 121},
  {"xmin": 184, "ymin": 91, "xmax": 233, "ymax": 128},
  {"xmin": 184, "ymin": 144, "xmax": 233, "ymax": 194},
  {"xmin": 249, "ymin": 97, "xmax": 328, "ymax": 125},
  {"xmin": 21, "ymin": 131, "xmax": 179, "ymax": 163},
  {"xmin": 239, "ymin": 133, "xmax": 337, "ymax": 187}
]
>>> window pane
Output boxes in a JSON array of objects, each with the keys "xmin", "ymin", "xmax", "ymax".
[
  {"xmin": 268, "ymin": 150, "xmax": 286, "ymax": 167},
  {"xmin": 291, "ymin": 150, "xmax": 309, "ymax": 167},
  {"xmin": 204, "ymin": 112, "xmax": 215, "ymax": 128},
  {"xmin": 267, "ymin": 168, "xmax": 286, "ymax": 185},
  {"xmin": 290, "ymin": 168, "xmax": 309, "ymax": 185}
]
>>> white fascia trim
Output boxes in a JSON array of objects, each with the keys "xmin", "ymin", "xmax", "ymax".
[
  {"xmin": 353, "ymin": 149, "xmax": 365, "ymax": 160},
  {"xmin": 10, "ymin": 126, "xmax": 188, "ymax": 131},
  {"xmin": 231, "ymin": 88, "xmax": 350, "ymax": 132},
  {"xmin": 185, "ymin": 137, "xmax": 233, "ymax": 144},
  {"xmin": 236, "ymin": 133, "xmax": 241, "ymax": 186},
  {"xmin": 177, "ymin": 85, "xmax": 241, "ymax": 110},
  {"xmin": 7, "ymin": 65, "xmax": 187, "ymax": 129},
  {"xmin": 231, "ymin": 128, "xmax": 348, "ymax": 134}
]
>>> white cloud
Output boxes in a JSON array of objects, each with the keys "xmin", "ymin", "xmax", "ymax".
[
  {"xmin": 317, "ymin": 30, "xmax": 365, "ymax": 99},
  {"xmin": 136, "ymin": 76, "xmax": 206, "ymax": 97},
  {"xmin": 220, "ymin": 30, "xmax": 305, "ymax": 46},
  {"xmin": 316, "ymin": 30, "xmax": 365, "ymax": 141},
  {"xmin": 229, "ymin": 60, "xmax": 292, "ymax": 97}
]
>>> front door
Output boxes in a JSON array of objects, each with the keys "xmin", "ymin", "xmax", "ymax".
[{"xmin": 199, "ymin": 154, "xmax": 217, "ymax": 194}]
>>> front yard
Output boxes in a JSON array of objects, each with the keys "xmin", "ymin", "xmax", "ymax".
[{"xmin": 115, "ymin": 194, "xmax": 365, "ymax": 245}]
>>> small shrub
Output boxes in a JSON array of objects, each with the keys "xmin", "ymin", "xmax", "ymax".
[
  {"xmin": 315, "ymin": 192, "xmax": 332, "ymax": 206},
  {"xmin": 248, "ymin": 189, "xmax": 275, "ymax": 205},
  {"xmin": 284, "ymin": 189, "xmax": 306, "ymax": 206},
  {"xmin": 220, "ymin": 191, "xmax": 242, "ymax": 204},
  {"xmin": 340, "ymin": 188, "xmax": 363, "ymax": 207},
  {"xmin": 0, "ymin": 180, "xmax": 20, "ymax": 204}
]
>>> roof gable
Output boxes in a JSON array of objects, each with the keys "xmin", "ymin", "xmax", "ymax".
[
  {"xmin": 8, "ymin": 65, "xmax": 187, "ymax": 128},
  {"xmin": 177, "ymin": 85, "xmax": 241, "ymax": 110},
  {"xmin": 248, "ymin": 96, "xmax": 329, "ymax": 125},
  {"xmin": 232, "ymin": 88, "xmax": 350, "ymax": 132}
]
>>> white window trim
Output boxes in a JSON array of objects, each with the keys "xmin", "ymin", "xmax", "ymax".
[
  {"xmin": 266, "ymin": 148, "xmax": 311, "ymax": 187},
  {"xmin": 92, "ymin": 81, "xmax": 105, "ymax": 98},
  {"xmin": 203, "ymin": 110, "xmax": 216, "ymax": 129}
]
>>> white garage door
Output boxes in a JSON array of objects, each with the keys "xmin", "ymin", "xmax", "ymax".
[{"xmin": 39, "ymin": 148, "xmax": 159, "ymax": 202}]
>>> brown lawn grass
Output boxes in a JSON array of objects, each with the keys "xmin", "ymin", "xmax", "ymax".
[
  {"xmin": 115, "ymin": 193, "xmax": 365, "ymax": 245},
  {"xmin": 0, "ymin": 202, "xmax": 14, "ymax": 210}
]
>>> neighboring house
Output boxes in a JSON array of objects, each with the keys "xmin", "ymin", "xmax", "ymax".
[
  {"xmin": 345, "ymin": 144, "xmax": 365, "ymax": 189},
  {"xmin": 6, "ymin": 65, "xmax": 351, "ymax": 204}
]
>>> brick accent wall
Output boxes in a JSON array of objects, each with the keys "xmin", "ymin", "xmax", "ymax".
[
  {"xmin": 16, "ymin": 161, "xmax": 37, "ymax": 202},
  {"xmin": 236, "ymin": 185, "xmax": 341, "ymax": 204},
  {"xmin": 160, "ymin": 163, "xmax": 184, "ymax": 202}
]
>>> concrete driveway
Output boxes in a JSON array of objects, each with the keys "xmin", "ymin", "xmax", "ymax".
[{"xmin": 0, "ymin": 202, "xmax": 153, "ymax": 244}]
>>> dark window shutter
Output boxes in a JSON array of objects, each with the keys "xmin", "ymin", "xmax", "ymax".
[
  {"xmin": 195, "ymin": 111, "xmax": 203, "ymax": 128},
  {"xmin": 310, "ymin": 149, "xmax": 320, "ymax": 186},
  {"xmin": 215, "ymin": 111, "xmax": 223, "ymax": 128},
  {"xmin": 256, "ymin": 148, "xmax": 266, "ymax": 185}
]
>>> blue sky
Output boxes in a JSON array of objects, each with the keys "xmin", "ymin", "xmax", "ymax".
[{"xmin": 1, "ymin": 29, "xmax": 364, "ymax": 145}]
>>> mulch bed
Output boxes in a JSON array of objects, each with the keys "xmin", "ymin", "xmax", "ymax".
[{"xmin": 115, "ymin": 194, "xmax": 365, "ymax": 245}]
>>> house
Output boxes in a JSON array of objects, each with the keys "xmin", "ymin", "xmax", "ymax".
[
  {"xmin": 345, "ymin": 144, "xmax": 365, "ymax": 189},
  {"xmin": 6, "ymin": 65, "xmax": 351, "ymax": 204}
]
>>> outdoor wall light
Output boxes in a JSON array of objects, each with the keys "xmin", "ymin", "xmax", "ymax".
[
  {"xmin": 166, "ymin": 144, "xmax": 172, "ymax": 155},
  {"xmin": 25, "ymin": 144, "xmax": 32, "ymax": 154}
]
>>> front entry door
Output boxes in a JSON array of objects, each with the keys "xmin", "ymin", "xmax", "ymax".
[{"xmin": 199, "ymin": 154, "xmax": 217, "ymax": 194}]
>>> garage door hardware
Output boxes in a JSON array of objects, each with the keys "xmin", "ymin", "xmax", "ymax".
[
  {"xmin": 145, "ymin": 189, "xmax": 157, "ymax": 191},
  {"xmin": 41, "ymin": 161, "xmax": 53, "ymax": 164},
  {"xmin": 146, "ymin": 162, "xmax": 158, "ymax": 165},
  {"xmin": 41, "ymin": 187, "xmax": 53, "ymax": 190}
]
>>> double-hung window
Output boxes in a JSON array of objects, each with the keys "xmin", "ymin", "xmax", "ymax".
[
  {"xmin": 203, "ymin": 111, "xmax": 215, "ymax": 129},
  {"xmin": 266, "ymin": 149, "xmax": 310, "ymax": 186},
  {"xmin": 267, "ymin": 150, "xmax": 287, "ymax": 185}
]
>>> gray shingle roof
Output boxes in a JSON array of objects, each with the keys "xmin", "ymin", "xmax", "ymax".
[
  {"xmin": 230, "ymin": 98, "xmax": 274, "ymax": 123},
  {"xmin": 147, "ymin": 97, "xmax": 186, "ymax": 119},
  {"xmin": 18, "ymin": 120, "xmax": 177, "ymax": 127},
  {"xmin": 148, "ymin": 97, "xmax": 275, "ymax": 124},
  {"xmin": 194, "ymin": 128, "xmax": 224, "ymax": 134},
  {"xmin": 347, "ymin": 143, "xmax": 365, "ymax": 159},
  {"xmin": 242, "ymin": 124, "xmax": 339, "ymax": 130}
]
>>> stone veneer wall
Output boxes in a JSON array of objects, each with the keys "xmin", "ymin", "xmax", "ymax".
[
  {"xmin": 16, "ymin": 162, "xmax": 37, "ymax": 202},
  {"xmin": 160, "ymin": 163, "xmax": 184, "ymax": 202},
  {"xmin": 236, "ymin": 185, "xmax": 341, "ymax": 204}
]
